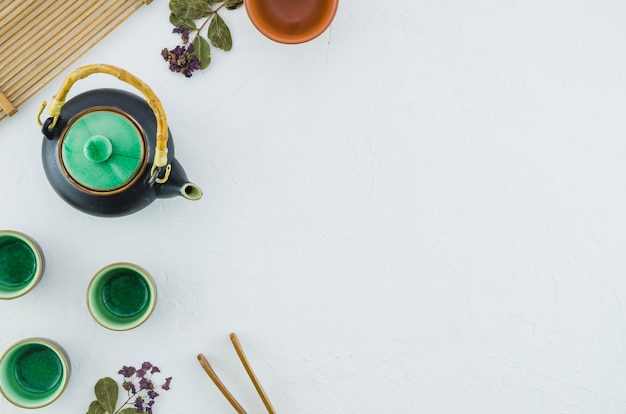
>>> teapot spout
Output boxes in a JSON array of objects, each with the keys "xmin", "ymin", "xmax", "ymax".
[
  {"xmin": 180, "ymin": 182, "xmax": 203, "ymax": 200},
  {"xmin": 156, "ymin": 158, "xmax": 202, "ymax": 201}
]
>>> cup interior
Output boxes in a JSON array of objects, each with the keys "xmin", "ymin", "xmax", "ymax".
[
  {"xmin": 0, "ymin": 338, "xmax": 69, "ymax": 408},
  {"xmin": 0, "ymin": 231, "xmax": 44, "ymax": 299},
  {"xmin": 87, "ymin": 263, "xmax": 156, "ymax": 330},
  {"xmin": 246, "ymin": 0, "xmax": 339, "ymax": 44}
]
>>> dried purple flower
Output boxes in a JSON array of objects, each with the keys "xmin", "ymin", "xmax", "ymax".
[
  {"xmin": 161, "ymin": 377, "xmax": 172, "ymax": 390},
  {"xmin": 151, "ymin": 366, "xmax": 161, "ymax": 374},
  {"xmin": 161, "ymin": 44, "xmax": 200, "ymax": 78},
  {"xmin": 134, "ymin": 397, "xmax": 144, "ymax": 412},
  {"xmin": 118, "ymin": 365, "xmax": 136, "ymax": 377},
  {"xmin": 173, "ymin": 26, "xmax": 191, "ymax": 43},
  {"xmin": 139, "ymin": 377, "xmax": 152, "ymax": 391}
]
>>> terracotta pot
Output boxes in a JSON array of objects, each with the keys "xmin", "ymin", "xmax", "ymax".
[{"xmin": 246, "ymin": 0, "xmax": 339, "ymax": 44}]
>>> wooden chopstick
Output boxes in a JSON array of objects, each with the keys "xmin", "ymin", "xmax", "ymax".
[
  {"xmin": 197, "ymin": 333, "xmax": 277, "ymax": 414},
  {"xmin": 197, "ymin": 353, "xmax": 248, "ymax": 414},
  {"xmin": 230, "ymin": 333, "xmax": 277, "ymax": 414}
]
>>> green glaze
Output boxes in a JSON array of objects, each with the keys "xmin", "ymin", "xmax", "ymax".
[
  {"xmin": 0, "ymin": 339, "xmax": 69, "ymax": 408},
  {"xmin": 14, "ymin": 345, "xmax": 62, "ymax": 393},
  {"xmin": 87, "ymin": 263, "xmax": 156, "ymax": 330},
  {"xmin": 0, "ymin": 241, "xmax": 36, "ymax": 287},
  {"xmin": 103, "ymin": 271, "xmax": 150, "ymax": 318},
  {"xmin": 61, "ymin": 110, "xmax": 145, "ymax": 191},
  {"xmin": 0, "ymin": 231, "xmax": 43, "ymax": 299}
]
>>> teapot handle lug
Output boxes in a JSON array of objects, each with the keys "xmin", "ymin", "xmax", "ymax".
[{"xmin": 41, "ymin": 117, "xmax": 56, "ymax": 140}]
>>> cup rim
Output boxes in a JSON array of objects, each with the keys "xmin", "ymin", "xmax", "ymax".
[
  {"xmin": 86, "ymin": 262, "xmax": 157, "ymax": 331},
  {"xmin": 0, "ymin": 337, "xmax": 70, "ymax": 409},
  {"xmin": 0, "ymin": 230, "xmax": 44, "ymax": 300},
  {"xmin": 245, "ymin": 0, "xmax": 339, "ymax": 44}
]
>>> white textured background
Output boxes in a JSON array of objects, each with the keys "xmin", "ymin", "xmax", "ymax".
[{"xmin": 2, "ymin": 0, "xmax": 626, "ymax": 412}]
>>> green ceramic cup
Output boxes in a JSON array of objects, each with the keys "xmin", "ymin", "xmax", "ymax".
[
  {"xmin": 87, "ymin": 262, "xmax": 157, "ymax": 331},
  {"xmin": 0, "ymin": 230, "xmax": 44, "ymax": 300},
  {"xmin": 0, "ymin": 338, "xmax": 70, "ymax": 408}
]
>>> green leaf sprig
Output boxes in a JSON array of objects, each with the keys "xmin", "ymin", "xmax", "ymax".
[{"xmin": 165, "ymin": 0, "xmax": 243, "ymax": 75}]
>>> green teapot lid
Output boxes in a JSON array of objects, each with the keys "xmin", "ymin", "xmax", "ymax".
[{"xmin": 61, "ymin": 110, "xmax": 145, "ymax": 191}]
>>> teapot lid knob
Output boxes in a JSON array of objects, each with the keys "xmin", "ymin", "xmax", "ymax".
[{"xmin": 83, "ymin": 135, "xmax": 113, "ymax": 163}]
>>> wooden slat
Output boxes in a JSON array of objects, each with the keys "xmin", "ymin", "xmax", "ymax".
[
  {"xmin": 0, "ymin": 0, "xmax": 149, "ymax": 120},
  {"xmin": 2, "ymin": 0, "xmax": 112, "ymax": 92},
  {"xmin": 0, "ymin": 0, "xmax": 46, "ymax": 39},
  {"xmin": 0, "ymin": 1, "xmax": 80, "ymax": 58},
  {"xmin": 0, "ymin": 91, "xmax": 17, "ymax": 116},
  {"xmin": 7, "ymin": 1, "xmax": 140, "ymax": 104}
]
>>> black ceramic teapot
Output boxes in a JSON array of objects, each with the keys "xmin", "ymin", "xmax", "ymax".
[{"xmin": 38, "ymin": 64, "xmax": 202, "ymax": 217}]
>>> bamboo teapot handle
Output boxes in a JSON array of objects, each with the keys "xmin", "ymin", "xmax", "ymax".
[{"xmin": 39, "ymin": 64, "xmax": 170, "ymax": 183}]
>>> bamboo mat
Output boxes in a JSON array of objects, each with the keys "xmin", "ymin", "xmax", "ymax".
[{"xmin": 0, "ymin": 0, "xmax": 152, "ymax": 121}]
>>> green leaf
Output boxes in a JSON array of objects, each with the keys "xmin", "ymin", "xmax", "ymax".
[
  {"xmin": 224, "ymin": 0, "xmax": 244, "ymax": 10},
  {"xmin": 207, "ymin": 0, "xmax": 222, "ymax": 4},
  {"xmin": 169, "ymin": 13, "xmax": 197, "ymax": 30},
  {"xmin": 207, "ymin": 14, "xmax": 232, "ymax": 51},
  {"xmin": 170, "ymin": 0, "xmax": 212, "ymax": 19},
  {"xmin": 95, "ymin": 377, "xmax": 118, "ymax": 414},
  {"xmin": 87, "ymin": 400, "xmax": 105, "ymax": 414},
  {"xmin": 119, "ymin": 408, "xmax": 140, "ymax": 414},
  {"xmin": 192, "ymin": 35, "xmax": 211, "ymax": 69}
]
